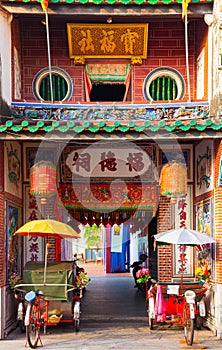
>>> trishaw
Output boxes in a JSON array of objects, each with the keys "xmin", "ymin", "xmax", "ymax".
[
  {"xmin": 147, "ymin": 281, "xmax": 208, "ymax": 346},
  {"xmin": 13, "ymin": 219, "xmax": 86, "ymax": 349},
  {"xmin": 14, "ymin": 260, "xmax": 85, "ymax": 348},
  {"xmin": 148, "ymin": 226, "xmax": 215, "ymax": 346}
]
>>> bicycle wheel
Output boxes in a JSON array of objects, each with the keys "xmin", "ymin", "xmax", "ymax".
[
  {"xmin": 148, "ymin": 297, "xmax": 155, "ymax": 330},
  {"xmin": 26, "ymin": 303, "xmax": 40, "ymax": 349},
  {"xmin": 184, "ymin": 303, "xmax": 194, "ymax": 346},
  {"xmin": 148, "ymin": 316, "xmax": 154, "ymax": 330},
  {"xmin": 17, "ymin": 302, "xmax": 25, "ymax": 333},
  {"xmin": 74, "ymin": 318, "xmax": 80, "ymax": 332},
  {"xmin": 73, "ymin": 301, "xmax": 81, "ymax": 332}
]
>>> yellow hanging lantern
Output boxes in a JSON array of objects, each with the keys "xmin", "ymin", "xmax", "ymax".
[
  {"xmin": 30, "ymin": 161, "xmax": 56, "ymax": 199},
  {"xmin": 160, "ymin": 161, "xmax": 187, "ymax": 199}
]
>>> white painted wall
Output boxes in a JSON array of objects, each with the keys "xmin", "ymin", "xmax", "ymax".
[{"xmin": 0, "ymin": 9, "xmax": 12, "ymax": 105}]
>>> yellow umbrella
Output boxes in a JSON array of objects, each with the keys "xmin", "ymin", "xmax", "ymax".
[
  {"xmin": 13, "ymin": 219, "xmax": 80, "ymax": 239},
  {"xmin": 14, "ymin": 219, "xmax": 80, "ymax": 284}
]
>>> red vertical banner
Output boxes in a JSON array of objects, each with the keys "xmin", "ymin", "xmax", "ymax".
[
  {"xmin": 55, "ymin": 237, "xmax": 61, "ymax": 262},
  {"xmin": 105, "ymin": 223, "xmax": 111, "ymax": 273}
]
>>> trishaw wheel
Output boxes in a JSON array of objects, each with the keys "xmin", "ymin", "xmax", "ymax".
[
  {"xmin": 195, "ymin": 314, "xmax": 203, "ymax": 330},
  {"xmin": 26, "ymin": 304, "xmax": 40, "ymax": 349},
  {"xmin": 148, "ymin": 316, "xmax": 154, "ymax": 330},
  {"xmin": 74, "ymin": 319, "xmax": 80, "ymax": 332},
  {"xmin": 184, "ymin": 303, "xmax": 194, "ymax": 346}
]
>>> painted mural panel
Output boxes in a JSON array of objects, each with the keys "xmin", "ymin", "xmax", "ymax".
[
  {"xmin": 195, "ymin": 140, "xmax": 214, "ymax": 197},
  {"xmin": 194, "ymin": 198, "xmax": 214, "ymax": 281},
  {"xmin": 4, "ymin": 141, "xmax": 22, "ymax": 199},
  {"xmin": 6, "ymin": 201, "xmax": 21, "ymax": 281}
]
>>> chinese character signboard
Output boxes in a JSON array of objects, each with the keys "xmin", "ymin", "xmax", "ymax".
[
  {"xmin": 24, "ymin": 185, "xmax": 44, "ymax": 263},
  {"xmin": 173, "ymin": 185, "xmax": 194, "ymax": 278},
  {"xmin": 67, "ymin": 24, "xmax": 148, "ymax": 59},
  {"xmin": 63, "ymin": 147, "xmax": 152, "ymax": 179}
]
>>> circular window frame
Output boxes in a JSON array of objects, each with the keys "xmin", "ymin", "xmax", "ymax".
[
  {"xmin": 143, "ymin": 67, "xmax": 185, "ymax": 101},
  {"xmin": 32, "ymin": 67, "xmax": 73, "ymax": 102}
]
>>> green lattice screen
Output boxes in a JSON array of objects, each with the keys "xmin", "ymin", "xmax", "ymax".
[
  {"xmin": 40, "ymin": 74, "xmax": 68, "ymax": 101},
  {"xmin": 149, "ymin": 76, "xmax": 178, "ymax": 100}
]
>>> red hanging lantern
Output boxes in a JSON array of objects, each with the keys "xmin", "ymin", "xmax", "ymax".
[
  {"xmin": 30, "ymin": 161, "xmax": 56, "ymax": 199},
  {"xmin": 159, "ymin": 161, "xmax": 187, "ymax": 201}
]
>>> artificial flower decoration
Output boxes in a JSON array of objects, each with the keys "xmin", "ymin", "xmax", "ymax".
[
  {"xmin": 136, "ymin": 268, "xmax": 151, "ymax": 284},
  {"xmin": 75, "ymin": 271, "xmax": 90, "ymax": 289},
  {"xmin": 195, "ymin": 265, "xmax": 211, "ymax": 282},
  {"xmin": 8, "ymin": 272, "xmax": 22, "ymax": 289}
]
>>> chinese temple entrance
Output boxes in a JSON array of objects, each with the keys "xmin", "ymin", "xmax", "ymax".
[{"xmin": 60, "ymin": 208, "xmax": 157, "ymax": 277}]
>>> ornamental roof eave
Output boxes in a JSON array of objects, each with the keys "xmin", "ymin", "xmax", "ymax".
[
  {"xmin": 1, "ymin": 0, "xmax": 213, "ymax": 5},
  {"xmin": 0, "ymin": 101, "xmax": 220, "ymax": 139},
  {"xmin": 1, "ymin": 122, "xmax": 222, "ymax": 141},
  {"xmin": 0, "ymin": 113, "xmax": 221, "ymax": 140},
  {"xmin": 0, "ymin": 0, "xmax": 213, "ymax": 16}
]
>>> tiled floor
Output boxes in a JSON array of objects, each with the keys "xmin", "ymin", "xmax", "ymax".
[{"xmin": 79, "ymin": 261, "xmax": 132, "ymax": 277}]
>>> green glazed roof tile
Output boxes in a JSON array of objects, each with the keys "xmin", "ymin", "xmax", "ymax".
[
  {"xmin": 58, "ymin": 125, "xmax": 70, "ymax": 132},
  {"xmin": 205, "ymin": 119, "xmax": 212, "ymax": 126},
  {"xmin": 118, "ymin": 125, "xmax": 130, "ymax": 132},
  {"xmin": 159, "ymin": 120, "xmax": 166, "ymax": 127},
  {"xmin": 6, "ymin": 121, "xmax": 13, "ymax": 127},
  {"xmin": 134, "ymin": 125, "xmax": 145, "ymax": 132},
  {"xmin": 211, "ymin": 123, "xmax": 222, "ymax": 130},
  {"xmin": 175, "ymin": 120, "xmax": 182, "ymax": 126},
  {"xmin": 128, "ymin": 121, "xmax": 135, "ymax": 128},
  {"xmin": 28, "ymin": 125, "xmax": 39, "ymax": 132},
  {"xmin": 67, "ymin": 121, "xmax": 75, "ymax": 128},
  {"xmin": 189, "ymin": 120, "xmax": 197, "ymax": 126},
  {"xmin": 74, "ymin": 126, "xmax": 85, "ymax": 133},
  {"xmin": 11, "ymin": 125, "xmax": 23, "ymax": 132},
  {"xmin": 165, "ymin": 125, "xmax": 176, "ymax": 131},
  {"xmin": 52, "ymin": 121, "xmax": 60, "ymax": 128},
  {"xmin": 98, "ymin": 121, "xmax": 105, "ymax": 128},
  {"xmin": 22, "ymin": 120, "xmax": 29, "ymax": 127},
  {"xmin": 149, "ymin": 125, "xmax": 161, "ymax": 132},
  {"xmin": 6, "ymin": 0, "xmax": 212, "ymax": 2},
  {"xmin": 43, "ymin": 125, "xmax": 55, "ymax": 132},
  {"xmin": 104, "ymin": 125, "xmax": 115, "ymax": 132},
  {"xmin": 179, "ymin": 125, "xmax": 191, "ymax": 131},
  {"xmin": 37, "ymin": 121, "xmax": 45, "ymax": 127},
  {"xmin": 88, "ymin": 125, "xmax": 100, "ymax": 132},
  {"xmin": 0, "ymin": 125, "xmax": 8, "ymax": 132},
  {"xmin": 196, "ymin": 124, "xmax": 207, "ymax": 131}
]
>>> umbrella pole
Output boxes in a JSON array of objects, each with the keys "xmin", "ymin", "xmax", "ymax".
[
  {"xmin": 180, "ymin": 245, "xmax": 185, "ymax": 287},
  {"xmin": 44, "ymin": 242, "xmax": 50, "ymax": 284}
]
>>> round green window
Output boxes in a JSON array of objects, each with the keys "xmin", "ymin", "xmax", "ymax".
[
  {"xmin": 32, "ymin": 67, "xmax": 73, "ymax": 102},
  {"xmin": 143, "ymin": 67, "xmax": 185, "ymax": 101}
]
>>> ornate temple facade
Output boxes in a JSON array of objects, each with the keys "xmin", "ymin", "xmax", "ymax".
[{"xmin": 0, "ymin": 0, "xmax": 222, "ymax": 339}]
